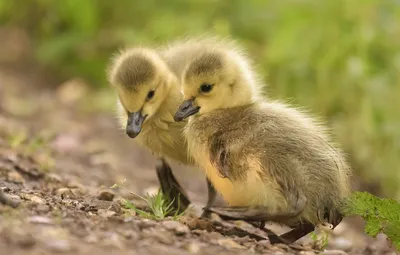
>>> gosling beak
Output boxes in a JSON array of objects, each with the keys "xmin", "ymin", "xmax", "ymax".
[
  {"xmin": 174, "ymin": 99, "xmax": 200, "ymax": 122},
  {"xmin": 126, "ymin": 111, "xmax": 147, "ymax": 138}
]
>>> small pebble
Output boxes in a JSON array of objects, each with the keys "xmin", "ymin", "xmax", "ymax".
[
  {"xmin": 46, "ymin": 239, "xmax": 72, "ymax": 252},
  {"xmin": 257, "ymin": 240, "xmax": 270, "ymax": 247},
  {"xmin": 217, "ymin": 239, "xmax": 246, "ymax": 250},
  {"xmin": 56, "ymin": 188, "xmax": 74, "ymax": 198},
  {"xmin": 137, "ymin": 219, "xmax": 157, "ymax": 229},
  {"xmin": 162, "ymin": 220, "xmax": 181, "ymax": 230},
  {"xmin": 21, "ymin": 194, "xmax": 46, "ymax": 205},
  {"xmin": 184, "ymin": 242, "xmax": 201, "ymax": 253},
  {"xmin": 46, "ymin": 173, "xmax": 63, "ymax": 183},
  {"xmin": 30, "ymin": 195, "xmax": 46, "ymax": 205},
  {"xmin": 28, "ymin": 216, "xmax": 53, "ymax": 225},
  {"xmin": 109, "ymin": 201, "xmax": 122, "ymax": 213},
  {"xmin": 119, "ymin": 229, "xmax": 138, "ymax": 240},
  {"xmin": 320, "ymin": 250, "xmax": 348, "ymax": 255},
  {"xmin": 36, "ymin": 204, "xmax": 50, "ymax": 212},
  {"xmin": 84, "ymin": 234, "xmax": 99, "ymax": 244},
  {"xmin": 8, "ymin": 194, "xmax": 22, "ymax": 202},
  {"xmin": 175, "ymin": 225, "xmax": 190, "ymax": 236},
  {"xmin": 123, "ymin": 217, "xmax": 134, "ymax": 223},
  {"xmin": 98, "ymin": 209, "xmax": 116, "ymax": 218},
  {"xmin": 70, "ymin": 187, "xmax": 86, "ymax": 197},
  {"xmin": 331, "ymin": 237, "xmax": 353, "ymax": 251},
  {"xmin": 179, "ymin": 216, "xmax": 213, "ymax": 231},
  {"xmin": 143, "ymin": 228, "xmax": 174, "ymax": 245},
  {"xmin": 102, "ymin": 232, "xmax": 125, "ymax": 249},
  {"xmin": 1, "ymin": 187, "xmax": 11, "ymax": 192},
  {"xmin": 7, "ymin": 171, "xmax": 24, "ymax": 183},
  {"xmin": 162, "ymin": 220, "xmax": 190, "ymax": 235},
  {"xmin": 299, "ymin": 251, "xmax": 316, "ymax": 255},
  {"xmin": 191, "ymin": 229, "xmax": 206, "ymax": 236},
  {"xmin": 98, "ymin": 189, "xmax": 115, "ymax": 201}
]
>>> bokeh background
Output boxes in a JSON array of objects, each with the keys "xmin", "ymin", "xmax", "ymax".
[{"xmin": 1, "ymin": 0, "xmax": 400, "ymax": 201}]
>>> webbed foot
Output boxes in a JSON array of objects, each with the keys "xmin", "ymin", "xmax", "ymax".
[{"xmin": 155, "ymin": 158, "xmax": 191, "ymax": 214}]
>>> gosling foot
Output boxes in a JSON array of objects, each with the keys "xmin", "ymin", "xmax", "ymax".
[
  {"xmin": 203, "ymin": 206, "xmax": 292, "ymax": 244},
  {"xmin": 155, "ymin": 158, "xmax": 191, "ymax": 214}
]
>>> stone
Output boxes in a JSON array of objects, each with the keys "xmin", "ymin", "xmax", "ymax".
[
  {"xmin": 27, "ymin": 216, "xmax": 53, "ymax": 225},
  {"xmin": 7, "ymin": 171, "xmax": 24, "ymax": 184},
  {"xmin": 98, "ymin": 189, "xmax": 115, "ymax": 201},
  {"xmin": 162, "ymin": 220, "xmax": 190, "ymax": 235},
  {"xmin": 320, "ymin": 250, "xmax": 348, "ymax": 255},
  {"xmin": 46, "ymin": 239, "xmax": 72, "ymax": 252},
  {"xmin": 217, "ymin": 239, "xmax": 246, "ymax": 250},
  {"xmin": 56, "ymin": 188, "xmax": 74, "ymax": 198},
  {"xmin": 36, "ymin": 204, "xmax": 50, "ymax": 212},
  {"xmin": 143, "ymin": 228, "xmax": 174, "ymax": 245},
  {"xmin": 21, "ymin": 193, "xmax": 46, "ymax": 205},
  {"xmin": 30, "ymin": 195, "xmax": 46, "ymax": 205},
  {"xmin": 184, "ymin": 242, "xmax": 201, "ymax": 253},
  {"xmin": 331, "ymin": 237, "xmax": 353, "ymax": 251},
  {"xmin": 101, "ymin": 232, "xmax": 125, "ymax": 249},
  {"xmin": 98, "ymin": 209, "xmax": 116, "ymax": 218},
  {"xmin": 84, "ymin": 234, "xmax": 99, "ymax": 244}
]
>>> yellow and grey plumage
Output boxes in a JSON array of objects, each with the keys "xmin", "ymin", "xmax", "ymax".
[
  {"xmin": 108, "ymin": 47, "xmax": 190, "ymax": 164},
  {"xmin": 175, "ymin": 45, "xmax": 352, "ymax": 241}
]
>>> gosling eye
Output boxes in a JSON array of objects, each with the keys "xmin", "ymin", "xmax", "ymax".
[
  {"xmin": 200, "ymin": 83, "xmax": 213, "ymax": 93},
  {"xmin": 146, "ymin": 90, "xmax": 155, "ymax": 100}
]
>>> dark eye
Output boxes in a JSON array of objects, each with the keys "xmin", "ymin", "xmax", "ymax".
[
  {"xmin": 147, "ymin": 90, "xmax": 155, "ymax": 100},
  {"xmin": 200, "ymin": 83, "xmax": 213, "ymax": 93}
]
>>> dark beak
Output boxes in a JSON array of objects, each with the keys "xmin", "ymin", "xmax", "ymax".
[
  {"xmin": 126, "ymin": 111, "xmax": 147, "ymax": 138},
  {"xmin": 174, "ymin": 99, "xmax": 200, "ymax": 122}
]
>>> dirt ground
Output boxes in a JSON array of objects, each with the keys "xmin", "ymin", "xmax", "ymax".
[{"xmin": 0, "ymin": 61, "xmax": 399, "ymax": 254}]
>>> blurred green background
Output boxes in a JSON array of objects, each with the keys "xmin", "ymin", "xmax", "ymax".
[{"xmin": 1, "ymin": 0, "xmax": 400, "ymax": 199}]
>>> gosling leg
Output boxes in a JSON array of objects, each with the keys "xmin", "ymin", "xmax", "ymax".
[
  {"xmin": 200, "ymin": 178, "xmax": 217, "ymax": 218},
  {"xmin": 155, "ymin": 158, "xmax": 191, "ymax": 214},
  {"xmin": 280, "ymin": 222, "xmax": 315, "ymax": 243}
]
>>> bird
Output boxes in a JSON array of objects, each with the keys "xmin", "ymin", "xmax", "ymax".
[
  {"xmin": 174, "ymin": 45, "xmax": 352, "ymax": 242},
  {"xmin": 106, "ymin": 38, "xmax": 234, "ymax": 214},
  {"xmin": 107, "ymin": 47, "xmax": 192, "ymax": 212}
]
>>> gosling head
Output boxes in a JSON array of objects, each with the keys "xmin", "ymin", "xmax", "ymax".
[
  {"xmin": 174, "ymin": 49, "xmax": 259, "ymax": 122},
  {"xmin": 108, "ymin": 48, "xmax": 175, "ymax": 138}
]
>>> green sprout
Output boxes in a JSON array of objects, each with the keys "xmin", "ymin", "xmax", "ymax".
[
  {"xmin": 310, "ymin": 231, "xmax": 329, "ymax": 250},
  {"xmin": 111, "ymin": 183, "xmax": 184, "ymax": 220}
]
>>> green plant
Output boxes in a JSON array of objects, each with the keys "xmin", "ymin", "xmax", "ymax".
[
  {"xmin": 7, "ymin": 130, "xmax": 27, "ymax": 149},
  {"xmin": 111, "ymin": 183, "xmax": 184, "ymax": 220},
  {"xmin": 310, "ymin": 230, "xmax": 329, "ymax": 250},
  {"xmin": 343, "ymin": 192, "xmax": 400, "ymax": 250},
  {"xmin": 7, "ymin": 130, "xmax": 55, "ymax": 172}
]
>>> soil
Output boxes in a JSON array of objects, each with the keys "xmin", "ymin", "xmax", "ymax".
[{"xmin": 0, "ymin": 50, "xmax": 398, "ymax": 255}]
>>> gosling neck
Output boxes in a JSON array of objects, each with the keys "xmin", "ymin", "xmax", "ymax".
[
  {"xmin": 155, "ymin": 73, "xmax": 183, "ymax": 123},
  {"xmin": 228, "ymin": 77, "xmax": 258, "ymax": 109}
]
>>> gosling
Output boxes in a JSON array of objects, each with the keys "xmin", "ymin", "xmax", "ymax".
[
  {"xmin": 174, "ymin": 48, "xmax": 352, "ymax": 242},
  {"xmin": 107, "ymin": 48, "xmax": 192, "ymax": 211}
]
